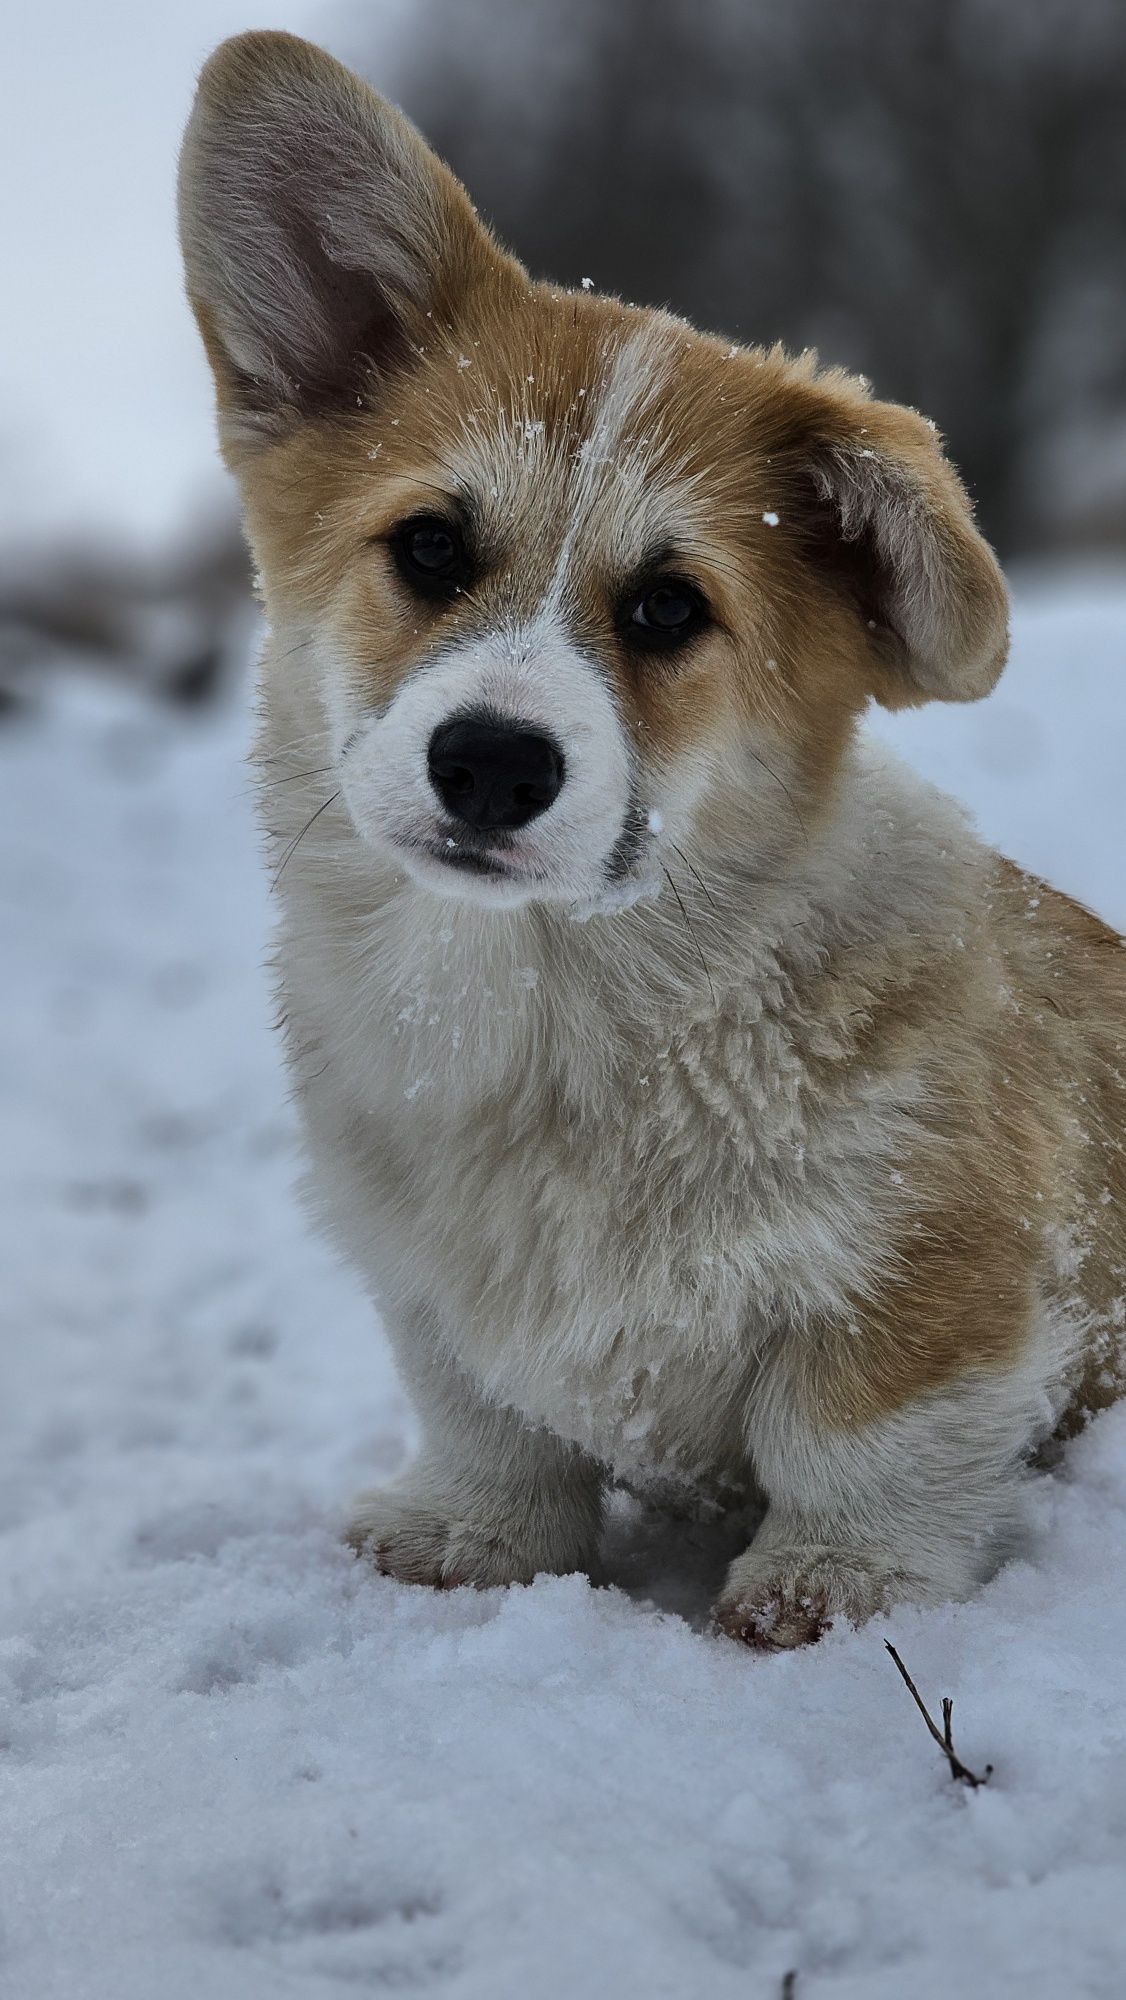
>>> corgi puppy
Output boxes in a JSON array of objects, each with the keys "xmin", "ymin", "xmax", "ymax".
[{"xmin": 179, "ymin": 33, "xmax": 1126, "ymax": 1647}]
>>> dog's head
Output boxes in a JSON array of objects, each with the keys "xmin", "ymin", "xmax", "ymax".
[{"xmin": 180, "ymin": 33, "xmax": 1008, "ymax": 914}]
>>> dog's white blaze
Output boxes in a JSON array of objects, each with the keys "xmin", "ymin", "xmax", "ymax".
[
  {"xmin": 540, "ymin": 325, "xmax": 676, "ymax": 616},
  {"xmin": 451, "ymin": 322, "xmax": 702, "ymax": 614}
]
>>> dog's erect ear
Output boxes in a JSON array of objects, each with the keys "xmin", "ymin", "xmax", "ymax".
[
  {"xmin": 775, "ymin": 365, "xmax": 1009, "ymax": 705},
  {"xmin": 178, "ymin": 32, "xmax": 516, "ymax": 448}
]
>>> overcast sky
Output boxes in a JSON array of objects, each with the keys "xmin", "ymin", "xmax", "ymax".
[{"xmin": 2, "ymin": 4, "xmax": 410, "ymax": 549}]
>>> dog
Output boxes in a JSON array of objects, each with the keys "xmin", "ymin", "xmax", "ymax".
[{"xmin": 178, "ymin": 32, "xmax": 1125, "ymax": 1647}]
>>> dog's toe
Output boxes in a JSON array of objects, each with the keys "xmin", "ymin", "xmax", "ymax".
[
  {"xmin": 713, "ymin": 1583, "xmax": 833, "ymax": 1651},
  {"xmin": 346, "ymin": 1489, "xmax": 459, "ymax": 1586}
]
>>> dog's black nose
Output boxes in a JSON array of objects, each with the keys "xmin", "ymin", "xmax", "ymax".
[{"xmin": 427, "ymin": 715, "xmax": 565, "ymax": 832}]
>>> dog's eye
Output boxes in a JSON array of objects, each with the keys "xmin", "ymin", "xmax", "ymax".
[
  {"xmin": 625, "ymin": 579, "xmax": 709, "ymax": 650},
  {"xmin": 391, "ymin": 515, "xmax": 470, "ymax": 597}
]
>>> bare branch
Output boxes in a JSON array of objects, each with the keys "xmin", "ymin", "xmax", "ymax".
[{"xmin": 885, "ymin": 1643, "xmax": 992, "ymax": 1789}]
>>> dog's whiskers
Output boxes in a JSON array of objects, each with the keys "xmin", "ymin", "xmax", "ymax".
[
  {"xmin": 271, "ymin": 791, "xmax": 342, "ymax": 887},
  {"xmin": 669, "ymin": 841, "xmax": 719, "ymax": 916},
  {"xmin": 662, "ymin": 865, "xmax": 717, "ymax": 1007},
  {"xmin": 268, "ymin": 634, "xmax": 318, "ymax": 668},
  {"xmin": 258, "ymin": 727, "xmax": 334, "ymax": 766},
  {"xmin": 258, "ymin": 765, "xmax": 336, "ymax": 791},
  {"xmin": 748, "ymin": 748, "xmax": 808, "ymax": 839}
]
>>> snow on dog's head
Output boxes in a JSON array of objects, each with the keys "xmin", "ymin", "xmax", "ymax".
[{"xmin": 180, "ymin": 31, "xmax": 1009, "ymax": 913}]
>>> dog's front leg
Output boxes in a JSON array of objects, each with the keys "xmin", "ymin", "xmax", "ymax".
[
  {"xmin": 714, "ymin": 1318, "xmax": 1051, "ymax": 1649},
  {"xmin": 347, "ymin": 1306, "xmax": 605, "ymax": 1588}
]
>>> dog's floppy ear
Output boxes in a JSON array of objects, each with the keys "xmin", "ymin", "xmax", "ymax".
[
  {"xmin": 178, "ymin": 32, "xmax": 517, "ymax": 449},
  {"xmin": 775, "ymin": 364, "xmax": 1009, "ymax": 705}
]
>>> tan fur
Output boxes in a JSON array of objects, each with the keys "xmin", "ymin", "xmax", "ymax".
[{"xmin": 179, "ymin": 33, "xmax": 1125, "ymax": 1646}]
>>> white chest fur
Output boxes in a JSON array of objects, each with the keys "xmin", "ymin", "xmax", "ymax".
[{"xmin": 275, "ymin": 785, "xmax": 946, "ymax": 1486}]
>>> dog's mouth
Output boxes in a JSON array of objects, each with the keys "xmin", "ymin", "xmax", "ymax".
[
  {"xmin": 381, "ymin": 806, "xmax": 664, "ymax": 911},
  {"xmin": 394, "ymin": 828, "xmax": 551, "ymax": 894},
  {"xmin": 425, "ymin": 838, "xmax": 520, "ymax": 880}
]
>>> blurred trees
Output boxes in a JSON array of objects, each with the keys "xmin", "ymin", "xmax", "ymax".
[
  {"xmin": 0, "ymin": 518, "xmax": 252, "ymax": 710},
  {"xmin": 7, "ymin": 0, "xmax": 1122, "ymax": 702},
  {"xmin": 371, "ymin": 0, "xmax": 1126, "ymax": 555}
]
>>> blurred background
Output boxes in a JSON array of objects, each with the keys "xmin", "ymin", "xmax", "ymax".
[{"xmin": 4, "ymin": 0, "xmax": 1126, "ymax": 714}]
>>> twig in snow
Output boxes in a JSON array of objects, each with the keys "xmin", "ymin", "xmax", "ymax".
[
  {"xmin": 781, "ymin": 1973, "xmax": 798, "ymax": 1999},
  {"xmin": 885, "ymin": 1643, "xmax": 992, "ymax": 1789}
]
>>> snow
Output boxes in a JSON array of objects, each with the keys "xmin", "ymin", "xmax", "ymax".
[
  {"xmin": 866, "ymin": 566, "xmax": 1126, "ymax": 931},
  {"xmin": 2, "ymin": 574, "xmax": 1126, "ymax": 1998}
]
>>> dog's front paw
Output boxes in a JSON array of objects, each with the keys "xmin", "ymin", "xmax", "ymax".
[
  {"xmin": 346, "ymin": 1483, "xmax": 576, "ymax": 1589},
  {"xmin": 713, "ymin": 1543, "xmax": 903, "ymax": 1651}
]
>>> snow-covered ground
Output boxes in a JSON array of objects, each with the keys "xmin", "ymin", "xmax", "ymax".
[{"xmin": 2, "ymin": 573, "xmax": 1126, "ymax": 1998}]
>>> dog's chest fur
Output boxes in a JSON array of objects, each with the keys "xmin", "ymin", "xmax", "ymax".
[{"xmin": 276, "ymin": 750, "xmax": 959, "ymax": 1487}]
